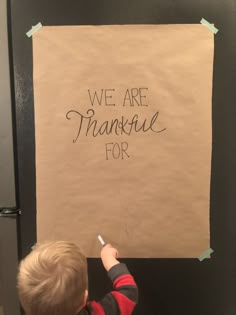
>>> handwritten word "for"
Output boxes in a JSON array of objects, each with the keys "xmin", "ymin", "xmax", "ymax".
[{"xmin": 105, "ymin": 142, "xmax": 130, "ymax": 160}]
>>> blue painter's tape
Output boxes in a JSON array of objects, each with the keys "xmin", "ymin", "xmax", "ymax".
[
  {"xmin": 200, "ymin": 18, "xmax": 218, "ymax": 34},
  {"xmin": 198, "ymin": 248, "xmax": 214, "ymax": 261},
  {"xmin": 31, "ymin": 243, "xmax": 36, "ymax": 250},
  {"xmin": 26, "ymin": 22, "xmax": 42, "ymax": 38}
]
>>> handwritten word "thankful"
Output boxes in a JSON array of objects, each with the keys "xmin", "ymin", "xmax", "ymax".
[{"xmin": 66, "ymin": 109, "xmax": 166, "ymax": 143}]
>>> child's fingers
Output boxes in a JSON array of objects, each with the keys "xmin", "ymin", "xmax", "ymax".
[{"xmin": 104, "ymin": 243, "xmax": 112, "ymax": 248}]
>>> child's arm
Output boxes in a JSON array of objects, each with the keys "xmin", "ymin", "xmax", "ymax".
[{"xmin": 88, "ymin": 244, "xmax": 138, "ymax": 315}]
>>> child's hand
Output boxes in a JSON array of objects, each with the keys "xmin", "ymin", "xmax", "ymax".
[{"xmin": 101, "ymin": 244, "xmax": 120, "ymax": 272}]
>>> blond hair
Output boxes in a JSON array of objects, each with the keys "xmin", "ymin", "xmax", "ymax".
[{"xmin": 17, "ymin": 241, "xmax": 88, "ymax": 315}]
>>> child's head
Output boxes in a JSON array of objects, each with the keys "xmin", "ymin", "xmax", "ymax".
[{"xmin": 17, "ymin": 241, "xmax": 88, "ymax": 315}]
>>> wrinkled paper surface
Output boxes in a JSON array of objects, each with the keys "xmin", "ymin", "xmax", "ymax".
[{"xmin": 33, "ymin": 25, "xmax": 213, "ymax": 257}]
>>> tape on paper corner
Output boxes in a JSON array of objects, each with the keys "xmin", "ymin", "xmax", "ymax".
[
  {"xmin": 200, "ymin": 18, "xmax": 219, "ymax": 34},
  {"xmin": 198, "ymin": 248, "xmax": 214, "ymax": 261},
  {"xmin": 26, "ymin": 22, "xmax": 42, "ymax": 38},
  {"xmin": 31, "ymin": 243, "xmax": 37, "ymax": 250}
]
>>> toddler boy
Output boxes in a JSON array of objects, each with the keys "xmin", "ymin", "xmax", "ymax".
[{"xmin": 17, "ymin": 241, "xmax": 138, "ymax": 315}]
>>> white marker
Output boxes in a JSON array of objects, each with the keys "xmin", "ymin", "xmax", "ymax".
[{"xmin": 98, "ymin": 234, "xmax": 106, "ymax": 247}]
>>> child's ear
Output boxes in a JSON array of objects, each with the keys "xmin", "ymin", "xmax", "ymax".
[
  {"xmin": 83, "ymin": 289, "xmax": 88, "ymax": 305},
  {"xmin": 75, "ymin": 290, "xmax": 88, "ymax": 314}
]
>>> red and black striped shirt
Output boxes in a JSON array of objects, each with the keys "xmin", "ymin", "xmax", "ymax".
[{"xmin": 79, "ymin": 263, "xmax": 138, "ymax": 315}]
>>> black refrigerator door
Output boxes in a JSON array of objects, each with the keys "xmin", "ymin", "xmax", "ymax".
[
  {"xmin": 9, "ymin": 1, "xmax": 236, "ymax": 315},
  {"xmin": 0, "ymin": 0, "xmax": 16, "ymax": 209},
  {"xmin": 0, "ymin": 0, "xmax": 20, "ymax": 314}
]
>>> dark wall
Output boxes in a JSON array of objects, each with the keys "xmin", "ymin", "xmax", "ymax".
[{"xmin": 9, "ymin": 0, "xmax": 236, "ymax": 314}]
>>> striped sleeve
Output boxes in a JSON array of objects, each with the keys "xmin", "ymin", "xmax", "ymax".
[{"xmin": 94, "ymin": 263, "xmax": 138, "ymax": 315}]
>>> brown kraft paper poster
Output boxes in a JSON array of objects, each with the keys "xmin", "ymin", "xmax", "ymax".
[{"xmin": 33, "ymin": 25, "xmax": 213, "ymax": 258}]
